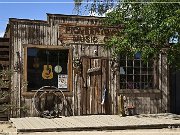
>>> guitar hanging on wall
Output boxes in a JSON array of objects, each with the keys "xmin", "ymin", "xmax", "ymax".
[{"xmin": 42, "ymin": 50, "xmax": 53, "ymax": 79}]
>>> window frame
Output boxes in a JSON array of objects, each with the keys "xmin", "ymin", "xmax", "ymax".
[
  {"xmin": 119, "ymin": 55, "xmax": 158, "ymax": 91},
  {"xmin": 23, "ymin": 44, "xmax": 73, "ymax": 97}
]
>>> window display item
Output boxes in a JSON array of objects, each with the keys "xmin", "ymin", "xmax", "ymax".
[
  {"xmin": 54, "ymin": 65, "xmax": 62, "ymax": 74},
  {"xmin": 42, "ymin": 65, "xmax": 53, "ymax": 79},
  {"xmin": 58, "ymin": 74, "xmax": 68, "ymax": 89}
]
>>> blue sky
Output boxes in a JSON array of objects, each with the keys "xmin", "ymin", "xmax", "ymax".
[{"xmin": 0, "ymin": 0, "xmax": 79, "ymax": 37}]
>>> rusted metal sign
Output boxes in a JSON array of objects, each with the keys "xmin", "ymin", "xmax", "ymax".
[{"xmin": 59, "ymin": 23, "xmax": 121, "ymax": 44}]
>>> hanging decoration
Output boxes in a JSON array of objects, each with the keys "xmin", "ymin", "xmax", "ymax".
[
  {"xmin": 42, "ymin": 50, "xmax": 53, "ymax": 79},
  {"xmin": 54, "ymin": 65, "xmax": 62, "ymax": 74},
  {"xmin": 54, "ymin": 52, "xmax": 62, "ymax": 74}
]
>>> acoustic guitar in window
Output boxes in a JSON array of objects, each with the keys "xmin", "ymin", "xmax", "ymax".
[
  {"xmin": 42, "ymin": 65, "xmax": 53, "ymax": 79},
  {"xmin": 42, "ymin": 50, "xmax": 53, "ymax": 79}
]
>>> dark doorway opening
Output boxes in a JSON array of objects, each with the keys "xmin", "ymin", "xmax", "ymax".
[{"xmin": 170, "ymin": 68, "xmax": 180, "ymax": 114}]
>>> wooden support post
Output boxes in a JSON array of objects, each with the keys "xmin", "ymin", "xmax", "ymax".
[{"xmin": 118, "ymin": 95, "xmax": 125, "ymax": 116}]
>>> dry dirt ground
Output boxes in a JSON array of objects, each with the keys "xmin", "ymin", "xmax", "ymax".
[
  {"xmin": 1, "ymin": 123, "xmax": 180, "ymax": 135},
  {"xmin": 0, "ymin": 122, "xmax": 16, "ymax": 133}
]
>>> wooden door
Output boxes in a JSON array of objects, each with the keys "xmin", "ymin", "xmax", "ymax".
[{"xmin": 81, "ymin": 57, "xmax": 109, "ymax": 115}]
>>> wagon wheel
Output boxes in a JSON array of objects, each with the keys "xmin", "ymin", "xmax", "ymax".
[{"xmin": 33, "ymin": 86, "xmax": 65, "ymax": 118}]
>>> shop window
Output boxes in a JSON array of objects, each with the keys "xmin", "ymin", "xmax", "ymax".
[
  {"xmin": 120, "ymin": 53, "xmax": 157, "ymax": 89},
  {"xmin": 25, "ymin": 46, "xmax": 72, "ymax": 91}
]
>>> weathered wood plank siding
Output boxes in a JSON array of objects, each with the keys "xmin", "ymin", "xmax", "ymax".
[
  {"xmin": 9, "ymin": 14, "xmax": 119, "ymax": 117},
  {"xmin": 8, "ymin": 14, "xmax": 169, "ymax": 117}
]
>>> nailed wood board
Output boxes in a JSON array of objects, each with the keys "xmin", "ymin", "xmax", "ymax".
[{"xmin": 11, "ymin": 115, "xmax": 180, "ymax": 132}]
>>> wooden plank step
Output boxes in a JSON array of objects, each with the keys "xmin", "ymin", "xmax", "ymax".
[
  {"xmin": 0, "ymin": 88, "xmax": 9, "ymax": 91},
  {"xmin": 20, "ymin": 118, "xmax": 36, "ymax": 129},
  {"xmin": 10, "ymin": 118, "xmax": 27, "ymax": 129},
  {"xmin": 73, "ymin": 116, "xmax": 107, "ymax": 127},
  {"xmin": 65, "ymin": 117, "xmax": 88, "ymax": 127},
  {"xmin": 52, "ymin": 118, "xmax": 69, "ymax": 128},
  {"xmin": 0, "ymin": 112, "xmax": 8, "ymax": 121},
  {"xmin": 10, "ymin": 115, "xmax": 180, "ymax": 132},
  {"xmin": 0, "ymin": 48, "xmax": 9, "ymax": 51},
  {"xmin": 0, "ymin": 55, "xmax": 9, "ymax": 59},
  {"xmin": 25, "ymin": 117, "xmax": 47, "ymax": 129},
  {"xmin": 0, "ymin": 38, "xmax": 9, "ymax": 42},
  {"xmin": 0, "ymin": 86, "xmax": 10, "ymax": 89},
  {"xmin": 0, "ymin": 42, "xmax": 9, "ymax": 46},
  {"xmin": 34, "ymin": 117, "xmax": 61, "ymax": 129},
  {"xmin": 54, "ymin": 117, "xmax": 78, "ymax": 127},
  {"xmin": 0, "ymin": 61, "xmax": 9, "ymax": 66},
  {"xmin": 0, "ymin": 113, "xmax": 8, "ymax": 117},
  {"xmin": 0, "ymin": 117, "xmax": 8, "ymax": 121}
]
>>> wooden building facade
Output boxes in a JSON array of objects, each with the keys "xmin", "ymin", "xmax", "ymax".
[{"xmin": 3, "ymin": 14, "xmax": 169, "ymax": 118}]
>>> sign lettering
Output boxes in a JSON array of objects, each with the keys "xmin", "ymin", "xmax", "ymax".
[{"xmin": 59, "ymin": 23, "xmax": 121, "ymax": 44}]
